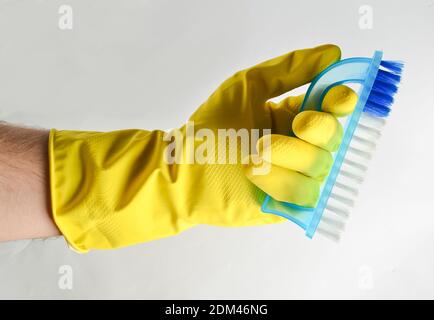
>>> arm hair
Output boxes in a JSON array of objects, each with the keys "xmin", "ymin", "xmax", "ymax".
[{"xmin": 0, "ymin": 122, "xmax": 60, "ymax": 242}]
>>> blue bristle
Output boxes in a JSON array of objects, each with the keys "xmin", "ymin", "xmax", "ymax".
[
  {"xmin": 364, "ymin": 100, "xmax": 391, "ymax": 117},
  {"xmin": 369, "ymin": 89, "xmax": 394, "ymax": 106},
  {"xmin": 376, "ymin": 69, "xmax": 401, "ymax": 85},
  {"xmin": 380, "ymin": 60, "xmax": 404, "ymax": 74},
  {"xmin": 372, "ymin": 78, "xmax": 398, "ymax": 95},
  {"xmin": 363, "ymin": 59, "xmax": 404, "ymax": 118},
  {"xmin": 365, "ymin": 107, "xmax": 390, "ymax": 117}
]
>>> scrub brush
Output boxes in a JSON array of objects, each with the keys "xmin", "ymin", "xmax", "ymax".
[{"xmin": 261, "ymin": 50, "xmax": 403, "ymax": 241}]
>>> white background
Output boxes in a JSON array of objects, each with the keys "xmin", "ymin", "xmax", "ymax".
[{"xmin": 0, "ymin": 0, "xmax": 433, "ymax": 299}]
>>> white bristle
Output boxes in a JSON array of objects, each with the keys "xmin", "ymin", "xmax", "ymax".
[
  {"xmin": 336, "ymin": 177, "xmax": 360, "ymax": 194},
  {"xmin": 334, "ymin": 181, "xmax": 359, "ymax": 196},
  {"xmin": 321, "ymin": 212, "xmax": 346, "ymax": 230},
  {"xmin": 354, "ymin": 124, "xmax": 382, "ymax": 142},
  {"xmin": 352, "ymin": 135, "xmax": 377, "ymax": 150},
  {"xmin": 336, "ymin": 172, "xmax": 362, "ymax": 193},
  {"xmin": 316, "ymin": 226, "xmax": 341, "ymax": 242},
  {"xmin": 339, "ymin": 169, "xmax": 364, "ymax": 183},
  {"xmin": 326, "ymin": 204, "xmax": 350, "ymax": 218},
  {"xmin": 360, "ymin": 113, "xmax": 386, "ymax": 128},
  {"xmin": 348, "ymin": 146, "xmax": 373, "ymax": 160},
  {"xmin": 355, "ymin": 123, "xmax": 382, "ymax": 139},
  {"xmin": 343, "ymin": 153, "xmax": 370, "ymax": 171},
  {"xmin": 330, "ymin": 192, "xmax": 355, "ymax": 207},
  {"xmin": 321, "ymin": 218, "xmax": 345, "ymax": 232},
  {"xmin": 317, "ymin": 198, "xmax": 352, "ymax": 241},
  {"xmin": 317, "ymin": 109, "xmax": 389, "ymax": 243},
  {"xmin": 343, "ymin": 158, "xmax": 368, "ymax": 172}
]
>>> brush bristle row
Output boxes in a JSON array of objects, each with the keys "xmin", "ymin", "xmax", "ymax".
[{"xmin": 364, "ymin": 60, "xmax": 404, "ymax": 117}]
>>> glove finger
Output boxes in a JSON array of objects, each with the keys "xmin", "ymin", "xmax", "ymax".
[
  {"xmin": 236, "ymin": 44, "xmax": 341, "ymax": 105},
  {"xmin": 244, "ymin": 156, "xmax": 320, "ymax": 208},
  {"xmin": 321, "ymin": 85, "xmax": 358, "ymax": 117},
  {"xmin": 292, "ymin": 111, "xmax": 343, "ymax": 152},
  {"xmin": 257, "ymin": 134, "xmax": 332, "ymax": 180},
  {"xmin": 265, "ymin": 94, "xmax": 304, "ymax": 135},
  {"xmin": 190, "ymin": 45, "xmax": 340, "ymax": 123},
  {"xmin": 266, "ymin": 85, "xmax": 357, "ymax": 135}
]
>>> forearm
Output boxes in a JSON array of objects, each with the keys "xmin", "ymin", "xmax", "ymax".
[{"xmin": 0, "ymin": 122, "xmax": 59, "ymax": 242}]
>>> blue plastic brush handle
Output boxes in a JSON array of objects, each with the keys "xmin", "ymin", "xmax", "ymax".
[{"xmin": 261, "ymin": 51, "xmax": 383, "ymax": 238}]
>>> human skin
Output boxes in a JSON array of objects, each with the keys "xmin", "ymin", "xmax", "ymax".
[{"xmin": 0, "ymin": 122, "xmax": 60, "ymax": 242}]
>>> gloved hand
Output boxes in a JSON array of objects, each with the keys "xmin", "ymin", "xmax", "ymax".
[{"xmin": 49, "ymin": 44, "xmax": 357, "ymax": 252}]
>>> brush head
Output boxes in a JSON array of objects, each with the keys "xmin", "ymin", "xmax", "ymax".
[
  {"xmin": 261, "ymin": 53, "xmax": 404, "ymax": 241},
  {"xmin": 316, "ymin": 59, "xmax": 404, "ymax": 241}
]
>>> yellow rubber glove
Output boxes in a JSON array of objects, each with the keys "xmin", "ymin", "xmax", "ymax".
[{"xmin": 49, "ymin": 44, "xmax": 357, "ymax": 252}]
